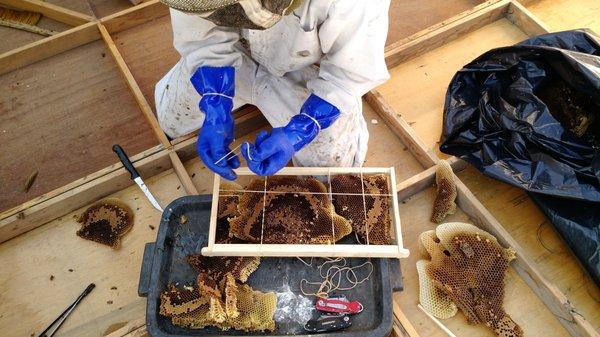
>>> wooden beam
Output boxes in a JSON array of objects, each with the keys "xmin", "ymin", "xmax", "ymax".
[
  {"xmin": 0, "ymin": 147, "xmax": 172, "ymax": 243},
  {"xmin": 454, "ymin": 178, "xmax": 599, "ymax": 337},
  {"xmin": 100, "ymin": 0, "xmax": 167, "ymax": 34},
  {"xmin": 365, "ymin": 90, "xmax": 438, "ymax": 168},
  {"xmin": 393, "ymin": 301, "xmax": 421, "ymax": 337},
  {"xmin": 0, "ymin": 22, "xmax": 99, "ymax": 75},
  {"xmin": 169, "ymin": 152, "xmax": 198, "ymax": 195},
  {"xmin": 0, "ymin": 0, "xmax": 94, "ymax": 26},
  {"xmin": 506, "ymin": 0, "xmax": 552, "ymax": 36},
  {"xmin": 384, "ymin": 0, "xmax": 510, "ymax": 68},
  {"xmin": 98, "ymin": 22, "xmax": 172, "ymax": 148}
]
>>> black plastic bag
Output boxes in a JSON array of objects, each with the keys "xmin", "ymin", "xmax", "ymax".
[{"xmin": 440, "ymin": 30, "xmax": 600, "ymax": 285}]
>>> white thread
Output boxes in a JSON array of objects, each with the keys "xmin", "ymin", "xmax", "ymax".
[
  {"xmin": 299, "ymin": 257, "xmax": 374, "ymax": 298},
  {"xmin": 359, "ymin": 167, "xmax": 370, "ymax": 245},
  {"xmin": 300, "ymin": 113, "xmax": 322, "ymax": 132},
  {"xmin": 259, "ymin": 177, "xmax": 267, "ymax": 245},
  {"xmin": 202, "ymin": 92, "xmax": 233, "ymax": 100},
  {"xmin": 218, "ymin": 189, "xmax": 392, "ymax": 197},
  {"xmin": 327, "ymin": 170, "xmax": 336, "ymax": 246},
  {"xmin": 214, "ymin": 143, "xmax": 242, "ymax": 165},
  {"xmin": 244, "ymin": 142, "xmax": 253, "ymax": 161}
]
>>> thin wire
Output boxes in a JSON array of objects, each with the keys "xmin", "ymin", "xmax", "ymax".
[
  {"xmin": 214, "ymin": 143, "xmax": 242, "ymax": 165},
  {"xmin": 218, "ymin": 189, "xmax": 392, "ymax": 197},
  {"xmin": 259, "ymin": 176, "xmax": 267, "ymax": 245},
  {"xmin": 327, "ymin": 169, "xmax": 335, "ymax": 245},
  {"xmin": 359, "ymin": 167, "xmax": 370, "ymax": 246},
  {"xmin": 299, "ymin": 257, "xmax": 373, "ymax": 298}
]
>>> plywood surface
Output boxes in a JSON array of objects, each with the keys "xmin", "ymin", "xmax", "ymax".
[
  {"xmin": 526, "ymin": 0, "xmax": 600, "ymax": 34},
  {"xmin": 0, "ymin": 168, "xmax": 186, "ymax": 337},
  {"xmin": 379, "ymin": 13, "xmax": 600, "ymax": 334},
  {"xmin": 377, "ymin": 19, "xmax": 529, "ymax": 159},
  {"xmin": 0, "ymin": 40, "xmax": 159, "ymax": 213},
  {"xmin": 112, "ymin": 14, "xmax": 178, "ymax": 115},
  {"xmin": 396, "ymin": 186, "xmax": 570, "ymax": 337},
  {"xmin": 46, "ymin": 0, "xmax": 133, "ymax": 18},
  {"xmin": 0, "ymin": 16, "xmax": 72, "ymax": 54},
  {"xmin": 386, "ymin": 0, "xmax": 485, "ymax": 45},
  {"xmin": 458, "ymin": 166, "xmax": 600, "ymax": 332}
]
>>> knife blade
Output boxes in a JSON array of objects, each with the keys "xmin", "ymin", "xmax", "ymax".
[{"xmin": 113, "ymin": 144, "xmax": 163, "ymax": 212}]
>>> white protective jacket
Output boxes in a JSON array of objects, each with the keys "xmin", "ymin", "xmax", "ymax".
[{"xmin": 157, "ymin": 0, "xmax": 391, "ymax": 167}]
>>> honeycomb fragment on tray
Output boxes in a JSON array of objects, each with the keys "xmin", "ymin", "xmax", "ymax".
[
  {"xmin": 187, "ymin": 253, "xmax": 260, "ymax": 283},
  {"xmin": 229, "ymin": 176, "xmax": 352, "ymax": 244},
  {"xmin": 330, "ymin": 174, "xmax": 393, "ymax": 244},
  {"xmin": 162, "ymin": 276, "xmax": 276, "ymax": 332},
  {"xmin": 418, "ymin": 222, "xmax": 522, "ymax": 337},
  {"xmin": 431, "ymin": 160, "xmax": 457, "ymax": 223},
  {"xmin": 76, "ymin": 198, "xmax": 133, "ymax": 249},
  {"xmin": 159, "ymin": 284, "xmax": 208, "ymax": 317}
]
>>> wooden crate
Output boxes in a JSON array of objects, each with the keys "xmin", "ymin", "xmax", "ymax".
[{"xmin": 0, "ymin": 0, "xmax": 598, "ymax": 336}]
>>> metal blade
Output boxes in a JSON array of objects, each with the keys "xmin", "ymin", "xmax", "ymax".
[{"xmin": 134, "ymin": 177, "xmax": 163, "ymax": 212}]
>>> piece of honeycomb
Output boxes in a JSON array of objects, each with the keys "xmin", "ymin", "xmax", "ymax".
[
  {"xmin": 162, "ymin": 276, "xmax": 276, "ymax": 332},
  {"xmin": 187, "ymin": 254, "xmax": 260, "ymax": 284},
  {"xmin": 330, "ymin": 174, "xmax": 392, "ymax": 244},
  {"xmin": 76, "ymin": 198, "xmax": 133, "ymax": 249},
  {"xmin": 229, "ymin": 176, "xmax": 352, "ymax": 244},
  {"xmin": 419, "ymin": 222, "xmax": 521, "ymax": 337},
  {"xmin": 431, "ymin": 160, "xmax": 457, "ymax": 223},
  {"xmin": 159, "ymin": 284, "xmax": 207, "ymax": 317}
]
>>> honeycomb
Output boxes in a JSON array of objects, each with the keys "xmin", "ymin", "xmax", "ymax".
[
  {"xmin": 187, "ymin": 253, "xmax": 260, "ymax": 284},
  {"xmin": 330, "ymin": 174, "xmax": 392, "ymax": 244},
  {"xmin": 76, "ymin": 198, "xmax": 133, "ymax": 249},
  {"xmin": 159, "ymin": 284, "xmax": 208, "ymax": 316},
  {"xmin": 431, "ymin": 160, "xmax": 457, "ymax": 223},
  {"xmin": 229, "ymin": 176, "xmax": 352, "ymax": 244},
  {"xmin": 217, "ymin": 181, "xmax": 243, "ymax": 243},
  {"xmin": 416, "ymin": 230, "xmax": 458, "ymax": 319},
  {"xmin": 418, "ymin": 222, "xmax": 521, "ymax": 337},
  {"xmin": 163, "ymin": 275, "xmax": 277, "ymax": 332}
]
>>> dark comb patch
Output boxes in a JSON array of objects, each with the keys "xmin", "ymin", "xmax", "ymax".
[{"xmin": 76, "ymin": 199, "xmax": 133, "ymax": 249}]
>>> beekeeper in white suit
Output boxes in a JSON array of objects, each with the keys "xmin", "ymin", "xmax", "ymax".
[{"xmin": 156, "ymin": 0, "xmax": 391, "ymax": 180}]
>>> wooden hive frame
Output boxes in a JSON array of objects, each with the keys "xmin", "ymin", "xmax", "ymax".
[
  {"xmin": 202, "ymin": 166, "xmax": 409, "ymax": 258},
  {"xmin": 0, "ymin": 0, "xmax": 599, "ymax": 336}
]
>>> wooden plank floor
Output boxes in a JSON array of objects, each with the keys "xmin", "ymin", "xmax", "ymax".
[
  {"xmin": 525, "ymin": 0, "xmax": 600, "ymax": 34},
  {"xmin": 377, "ymin": 16, "xmax": 600, "ymax": 335},
  {"xmin": 0, "ymin": 40, "xmax": 160, "ymax": 212}
]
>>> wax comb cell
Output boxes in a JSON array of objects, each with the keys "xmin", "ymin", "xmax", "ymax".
[
  {"xmin": 331, "ymin": 174, "xmax": 393, "ymax": 244},
  {"xmin": 422, "ymin": 222, "xmax": 521, "ymax": 337},
  {"xmin": 76, "ymin": 198, "xmax": 133, "ymax": 249},
  {"xmin": 431, "ymin": 160, "xmax": 457, "ymax": 223},
  {"xmin": 229, "ymin": 176, "xmax": 352, "ymax": 244}
]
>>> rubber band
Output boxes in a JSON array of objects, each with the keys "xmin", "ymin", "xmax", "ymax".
[
  {"xmin": 300, "ymin": 112, "xmax": 322, "ymax": 132},
  {"xmin": 299, "ymin": 257, "xmax": 373, "ymax": 298},
  {"xmin": 202, "ymin": 92, "xmax": 233, "ymax": 100}
]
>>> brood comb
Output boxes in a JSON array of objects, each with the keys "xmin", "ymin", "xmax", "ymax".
[
  {"xmin": 330, "ymin": 174, "xmax": 392, "ymax": 244},
  {"xmin": 163, "ymin": 276, "xmax": 276, "ymax": 332},
  {"xmin": 419, "ymin": 222, "xmax": 521, "ymax": 337},
  {"xmin": 431, "ymin": 160, "xmax": 457, "ymax": 223},
  {"xmin": 229, "ymin": 176, "xmax": 352, "ymax": 244},
  {"xmin": 76, "ymin": 198, "xmax": 133, "ymax": 249}
]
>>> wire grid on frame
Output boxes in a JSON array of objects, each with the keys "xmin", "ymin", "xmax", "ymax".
[{"xmin": 219, "ymin": 169, "xmax": 393, "ymax": 246}]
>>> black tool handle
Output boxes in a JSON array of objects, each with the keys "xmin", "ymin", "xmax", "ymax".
[{"xmin": 113, "ymin": 144, "xmax": 140, "ymax": 180}]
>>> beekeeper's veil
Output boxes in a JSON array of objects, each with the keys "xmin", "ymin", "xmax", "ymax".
[{"xmin": 161, "ymin": 0, "xmax": 304, "ymax": 29}]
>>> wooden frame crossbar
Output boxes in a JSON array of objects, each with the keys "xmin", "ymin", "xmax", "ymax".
[{"xmin": 201, "ymin": 166, "xmax": 410, "ymax": 258}]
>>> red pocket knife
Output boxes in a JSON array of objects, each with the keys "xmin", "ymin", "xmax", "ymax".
[{"xmin": 315, "ymin": 296, "xmax": 363, "ymax": 314}]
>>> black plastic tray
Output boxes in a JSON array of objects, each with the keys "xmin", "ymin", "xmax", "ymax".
[{"xmin": 138, "ymin": 195, "xmax": 403, "ymax": 337}]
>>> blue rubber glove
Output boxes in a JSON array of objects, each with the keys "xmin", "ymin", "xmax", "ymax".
[
  {"xmin": 191, "ymin": 66, "xmax": 240, "ymax": 180},
  {"xmin": 241, "ymin": 94, "xmax": 340, "ymax": 176}
]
